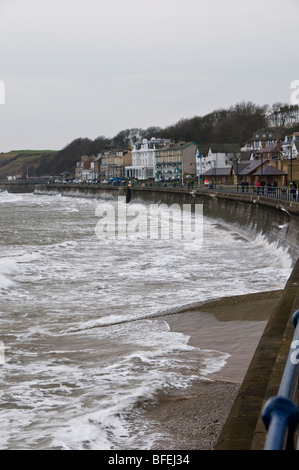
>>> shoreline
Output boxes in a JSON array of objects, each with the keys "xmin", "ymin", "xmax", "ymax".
[{"xmin": 143, "ymin": 289, "xmax": 283, "ymax": 450}]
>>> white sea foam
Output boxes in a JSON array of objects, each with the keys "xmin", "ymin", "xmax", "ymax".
[
  {"xmin": 0, "ymin": 318, "xmax": 228, "ymax": 450},
  {"xmin": 0, "ymin": 257, "xmax": 19, "ymax": 289},
  {"xmin": 0, "ymin": 191, "xmax": 24, "ymax": 203},
  {"xmin": 0, "ymin": 191, "xmax": 294, "ymax": 449}
]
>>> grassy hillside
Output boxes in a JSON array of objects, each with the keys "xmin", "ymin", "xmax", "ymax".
[
  {"xmin": 0, "ymin": 150, "xmax": 58, "ymax": 180},
  {"xmin": 0, "ymin": 136, "xmax": 111, "ymax": 180}
]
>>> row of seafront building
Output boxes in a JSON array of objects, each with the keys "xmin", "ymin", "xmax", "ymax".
[{"xmin": 74, "ymin": 127, "xmax": 299, "ymax": 186}]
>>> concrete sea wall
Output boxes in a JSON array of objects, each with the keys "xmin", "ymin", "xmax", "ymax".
[
  {"xmin": 215, "ymin": 257, "xmax": 299, "ymax": 450},
  {"xmin": 0, "ymin": 182, "xmax": 37, "ymax": 193},
  {"xmin": 33, "ymin": 183, "xmax": 299, "ymax": 262},
  {"xmin": 130, "ymin": 186, "xmax": 299, "ymax": 262}
]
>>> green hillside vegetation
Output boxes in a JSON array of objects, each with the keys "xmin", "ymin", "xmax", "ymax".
[
  {"xmin": 0, "ymin": 150, "xmax": 58, "ymax": 180},
  {"xmin": 1, "ymin": 101, "xmax": 298, "ymax": 179}
]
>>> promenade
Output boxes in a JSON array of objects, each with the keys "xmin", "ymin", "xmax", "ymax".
[
  {"xmin": 215, "ymin": 259, "xmax": 299, "ymax": 449},
  {"xmin": 146, "ymin": 290, "xmax": 281, "ymax": 450}
]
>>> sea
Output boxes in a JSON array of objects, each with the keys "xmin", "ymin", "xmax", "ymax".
[{"xmin": 0, "ymin": 189, "xmax": 293, "ymax": 450}]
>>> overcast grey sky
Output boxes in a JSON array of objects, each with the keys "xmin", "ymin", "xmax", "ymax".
[{"xmin": 0, "ymin": 0, "xmax": 298, "ymax": 151}]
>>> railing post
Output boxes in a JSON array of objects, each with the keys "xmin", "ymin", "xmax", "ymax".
[
  {"xmin": 262, "ymin": 396, "xmax": 299, "ymax": 450},
  {"xmin": 262, "ymin": 310, "xmax": 299, "ymax": 449}
]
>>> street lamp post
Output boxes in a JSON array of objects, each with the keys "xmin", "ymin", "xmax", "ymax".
[
  {"xmin": 260, "ymin": 137, "xmax": 265, "ymax": 186},
  {"xmin": 233, "ymin": 156, "xmax": 239, "ymax": 189},
  {"xmin": 197, "ymin": 152, "xmax": 202, "ymax": 185},
  {"xmin": 214, "ymin": 154, "xmax": 217, "ymax": 188},
  {"xmin": 290, "ymin": 145, "xmax": 293, "ymax": 183}
]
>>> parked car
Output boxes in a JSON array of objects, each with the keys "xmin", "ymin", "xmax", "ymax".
[{"xmin": 109, "ymin": 177, "xmax": 125, "ymax": 185}]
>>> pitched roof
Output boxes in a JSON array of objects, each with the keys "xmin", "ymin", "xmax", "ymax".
[
  {"xmin": 238, "ymin": 159, "xmax": 269, "ymax": 175},
  {"xmin": 196, "ymin": 145, "xmax": 210, "ymax": 156},
  {"xmin": 234, "ymin": 160, "xmax": 251, "ymax": 173},
  {"xmin": 155, "ymin": 141, "xmax": 198, "ymax": 152},
  {"xmin": 238, "ymin": 160, "xmax": 267, "ymax": 175},
  {"xmin": 252, "ymin": 128, "xmax": 284, "ymax": 139},
  {"xmin": 255, "ymin": 142, "xmax": 280, "ymax": 154},
  {"xmin": 252, "ymin": 164, "xmax": 287, "ymax": 176}
]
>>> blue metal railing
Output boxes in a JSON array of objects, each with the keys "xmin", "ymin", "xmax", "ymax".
[{"xmin": 262, "ymin": 310, "xmax": 299, "ymax": 450}]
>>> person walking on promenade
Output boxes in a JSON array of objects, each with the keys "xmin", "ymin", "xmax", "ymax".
[
  {"xmin": 267, "ymin": 181, "xmax": 272, "ymax": 195},
  {"xmin": 273, "ymin": 179, "xmax": 278, "ymax": 196},
  {"xmin": 291, "ymin": 181, "xmax": 297, "ymax": 201},
  {"xmin": 256, "ymin": 180, "xmax": 261, "ymax": 195}
]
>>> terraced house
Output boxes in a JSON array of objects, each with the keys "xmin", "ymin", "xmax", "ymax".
[
  {"xmin": 154, "ymin": 140, "xmax": 199, "ymax": 181},
  {"xmin": 99, "ymin": 149, "xmax": 132, "ymax": 180}
]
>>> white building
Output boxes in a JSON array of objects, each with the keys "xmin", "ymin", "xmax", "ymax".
[
  {"xmin": 125, "ymin": 137, "xmax": 170, "ymax": 179},
  {"xmin": 281, "ymin": 132, "xmax": 299, "ymax": 160},
  {"xmin": 199, "ymin": 144, "xmax": 241, "ymax": 175},
  {"xmin": 268, "ymin": 106, "xmax": 299, "ymax": 127}
]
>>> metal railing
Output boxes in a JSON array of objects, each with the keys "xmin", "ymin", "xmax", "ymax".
[
  {"xmin": 262, "ymin": 310, "xmax": 299, "ymax": 450},
  {"xmin": 133, "ymin": 181, "xmax": 299, "ymax": 203},
  {"xmin": 226, "ymin": 184, "xmax": 298, "ymax": 202},
  {"xmin": 44, "ymin": 180, "xmax": 299, "ymax": 203},
  {"xmin": 191, "ymin": 183, "xmax": 298, "ymax": 202}
]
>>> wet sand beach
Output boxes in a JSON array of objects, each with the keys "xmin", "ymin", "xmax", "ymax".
[{"xmin": 145, "ymin": 289, "xmax": 283, "ymax": 450}]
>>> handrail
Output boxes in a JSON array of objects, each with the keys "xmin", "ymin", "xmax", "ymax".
[
  {"xmin": 37, "ymin": 180, "xmax": 299, "ymax": 203},
  {"xmin": 135, "ymin": 182, "xmax": 299, "ymax": 202},
  {"xmin": 262, "ymin": 310, "xmax": 299, "ymax": 450}
]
